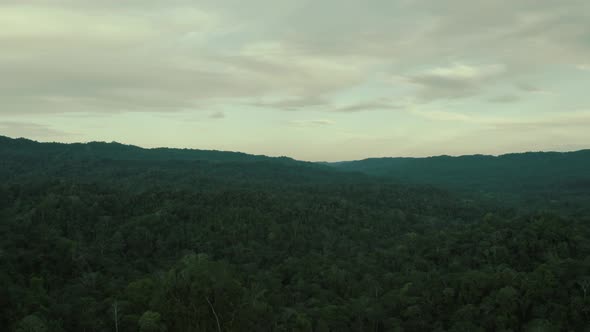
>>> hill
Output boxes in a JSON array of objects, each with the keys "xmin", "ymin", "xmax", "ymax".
[
  {"xmin": 0, "ymin": 135, "xmax": 368, "ymax": 189},
  {"xmin": 329, "ymin": 151, "xmax": 590, "ymax": 194},
  {"xmin": 0, "ymin": 135, "xmax": 292, "ymax": 163}
]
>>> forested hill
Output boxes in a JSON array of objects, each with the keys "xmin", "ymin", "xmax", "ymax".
[
  {"xmin": 5, "ymin": 135, "xmax": 590, "ymax": 194},
  {"xmin": 329, "ymin": 150, "xmax": 590, "ymax": 193},
  {"xmin": 0, "ymin": 135, "xmax": 368, "ymax": 188},
  {"xmin": 0, "ymin": 135, "xmax": 294, "ymax": 163}
]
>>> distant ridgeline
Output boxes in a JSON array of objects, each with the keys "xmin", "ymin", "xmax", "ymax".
[
  {"xmin": 0, "ymin": 135, "xmax": 293, "ymax": 163},
  {"xmin": 328, "ymin": 151, "xmax": 590, "ymax": 194},
  {"xmin": 1, "ymin": 135, "xmax": 590, "ymax": 196},
  {"xmin": 0, "ymin": 135, "xmax": 369, "ymax": 189}
]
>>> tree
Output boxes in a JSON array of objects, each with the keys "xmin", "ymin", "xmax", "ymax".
[
  {"xmin": 15, "ymin": 315, "xmax": 47, "ymax": 332},
  {"xmin": 139, "ymin": 311, "xmax": 166, "ymax": 332}
]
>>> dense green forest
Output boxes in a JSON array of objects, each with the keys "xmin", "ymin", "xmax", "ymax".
[{"xmin": 2, "ymin": 135, "xmax": 590, "ymax": 331}]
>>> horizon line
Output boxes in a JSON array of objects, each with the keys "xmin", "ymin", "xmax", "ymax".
[{"xmin": 2, "ymin": 134, "xmax": 589, "ymax": 164}]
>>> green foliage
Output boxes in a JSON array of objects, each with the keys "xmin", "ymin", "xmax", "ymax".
[
  {"xmin": 15, "ymin": 315, "xmax": 47, "ymax": 332},
  {"xmin": 1, "ymin": 136, "xmax": 590, "ymax": 331},
  {"xmin": 139, "ymin": 311, "xmax": 166, "ymax": 332}
]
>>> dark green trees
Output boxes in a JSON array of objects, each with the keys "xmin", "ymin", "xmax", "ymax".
[{"xmin": 2, "ymin": 136, "xmax": 590, "ymax": 331}]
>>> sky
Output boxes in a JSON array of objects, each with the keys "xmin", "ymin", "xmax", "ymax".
[{"xmin": 1, "ymin": 0, "xmax": 589, "ymax": 161}]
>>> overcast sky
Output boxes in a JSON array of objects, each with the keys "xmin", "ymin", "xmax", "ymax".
[{"xmin": 1, "ymin": 0, "xmax": 589, "ymax": 161}]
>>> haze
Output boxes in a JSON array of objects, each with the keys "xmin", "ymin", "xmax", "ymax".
[{"xmin": 1, "ymin": 0, "xmax": 589, "ymax": 161}]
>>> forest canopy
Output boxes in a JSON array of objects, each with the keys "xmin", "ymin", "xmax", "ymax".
[{"xmin": 1, "ymin": 136, "xmax": 590, "ymax": 331}]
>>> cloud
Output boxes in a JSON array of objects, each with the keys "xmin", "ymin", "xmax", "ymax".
[
  {"xmin": 252, "ymin": 98, "xmax": 406, "ymax": 113},
  {"xmin": 411, "ymin": 110, "xmax": 474, "ymax": 122},
  {"xmin": 0, "ymin": 3, "xmax": 372, "ymax": 115},
  {"xmin": 3, "ymin": 0, "xmax": 584, "ymax": 116},
  {"xmin": 487, "ymin": 94, "xmax": 521, "ymax": 103},
  {"xmin": 209, "ymin": 111, "xmax": 225, "ymax": 119},
  {"xmin": 515, "ymin": 83, "xmax": 554, "ymax": 95},
  {"xmin": 410, "ymin": 0, "xmax": 590, "ymax": 64},
  {"xmin": 404, "ymin": 63, "xmax": 507, "ymax": 101},
  {"xmin": 330, "ymin": 100, "xmax": 405, "ymax": 113},
  {"xmin": 250, "ymin": 96, "xmax": 329, "ymax": 111},
  {"xmin": 1, "ymin": 0, "xmax": 588, "ymax": 116},
  {"xmin": 288, "ymin": 119, "xmax": 334, "ymax": 127},
  {"xmin": 516, "ymin": 83, "xmax": 541, "ymax": 93}
]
